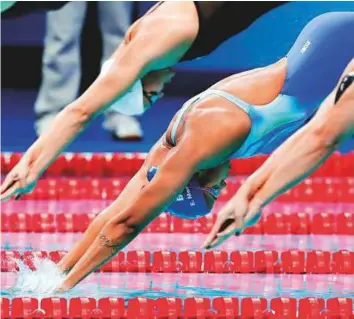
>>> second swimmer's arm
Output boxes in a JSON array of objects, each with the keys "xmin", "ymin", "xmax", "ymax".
[{"xmin": 239, "ymin": 90, "xmax": 353, "ymax": 215}]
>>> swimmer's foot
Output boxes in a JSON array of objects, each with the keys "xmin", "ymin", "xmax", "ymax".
[{"xmin": 103, "ymin": 113, "xmax": 143, "ymax": 141}]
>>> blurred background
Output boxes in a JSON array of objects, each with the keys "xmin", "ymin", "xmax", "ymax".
[{"xmin": 2, "ymin": 1, "xmax": 354, "ymax": 152}]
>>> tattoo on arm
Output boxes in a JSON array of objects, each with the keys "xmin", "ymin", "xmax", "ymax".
[{"xmin": 99, "ymin": 233, "xmax": 120, "ymax": 255}]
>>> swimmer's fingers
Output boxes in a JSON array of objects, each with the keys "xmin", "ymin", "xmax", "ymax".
[
  {"xmin": 216, "ymin": 218, "xmax": 244, "ymax": 238},
  {"xmin": 0, "ymin": 170, "xmax": 21, "ymax": 198},
  {"xmin": 217, "ymin": 206, "xmax": 263, "ymax": 237},
  {"xmin": 214, "ymin": 211, "xmax": 261, "ymax": 243},
  {"xmin": 239, "ymin": 201, "xmax": 263, "ymax": 233},
  {"xmin": 0, "ymin": 175, "xmax": 16, "ymax": 194},
  {"xmin": 202, "ymin": 201, "xmax": 238, "ymax": 249},
  {"xmin": 202, "ymin": 216, "xmax": 227, "ymax": 249},
  {"xmin": 0, "ymin": 177, "xmax": 30, "ymax": 201},
  {"xmin": 207, "ymin": 232, "xmax": 234, "ymax": 250},
  {"xmin": 1, "ymin": 161, "xmax": 27, "ymax": 193},
  {"xmin": 0, "ymin": 180, "xmax": 21, "ymax": 201},
  {"xmin": 0, "ymin": 173, "xmax": 37, "ymax": 201},
  {"xmin": 215, "ymin": 194, "xmax": 250, "ymax": 238},
  {"xmin": 0, "ymin": 171, "xmax": 19, "ymax": 194}
]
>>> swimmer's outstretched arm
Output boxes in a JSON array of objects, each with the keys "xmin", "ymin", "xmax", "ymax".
[
  {"xmin": 56, "ymin": 138, "xmax": 170, "ymax": 273},
  {"xmin": 0, "ymin": 18, "xmax": 195, "ymax": 201},
  {"xmin": 57, "ymin": 135, "xmax": 204, "ymax": 291},
  {"xmin": 204, "ymin": 61, "xmax": 354, "ymax": 249},
  {"xmin": 57, "ymin": 116, "xmax": 243, "ymax": 290}
]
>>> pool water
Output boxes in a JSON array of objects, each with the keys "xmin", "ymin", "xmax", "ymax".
[{"xmin": 1, "ymin": 233, "xmax": 353, "ymax": 300}]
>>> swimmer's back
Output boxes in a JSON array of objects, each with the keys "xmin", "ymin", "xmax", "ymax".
[
  {"xmin": 166, "ymin": 12, "xmax": 354, "ymax": 159},
  {"xmin": 164, "ymin": 59, "xmax": 286, "ymax": 158}
]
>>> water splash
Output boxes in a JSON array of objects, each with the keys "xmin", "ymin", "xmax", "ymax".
[{"xmin": 11, "ymin": 257, "xmax": 65, "ymax": 296}]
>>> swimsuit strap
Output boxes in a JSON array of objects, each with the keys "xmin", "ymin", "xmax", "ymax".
[{"xmin": 207, "ymin": 89, "xmax": 253, "ymax": 114}]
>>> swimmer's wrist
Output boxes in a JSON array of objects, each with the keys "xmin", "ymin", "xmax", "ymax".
[{"xmin": 236, "ymin": 182, "xmax": 253, "ymax": 200}]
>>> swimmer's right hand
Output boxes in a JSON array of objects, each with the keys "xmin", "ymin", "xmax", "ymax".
[
  {"xmin": 202, "ymin": 193, "xmax": 249, "ymax": 249},
  {"xmin": 202, "ymin": 191, "xmax": 262, "ymax": 249},
  {"xmin": 0, "ymin": 157, "xmax": 38, "ymax": 201}
]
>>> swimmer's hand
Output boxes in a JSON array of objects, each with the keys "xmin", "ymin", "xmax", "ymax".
[
  {"xmin": 202, "ymin": 192, "xmax": 261, "ymax": 249},
  {"xmin": 53, "ymin": 283, "xmax": 70, "ymax": 294},
  {"xmin": 0, "ymin": 157, "xmax": 38, "ymax": 201}
]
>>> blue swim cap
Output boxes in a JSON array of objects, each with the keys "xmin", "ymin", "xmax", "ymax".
[{"xmin": 147, "ymin": 166, "xmax": 220, "ymax": 219}]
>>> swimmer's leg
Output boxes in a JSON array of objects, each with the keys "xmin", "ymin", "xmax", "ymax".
[
  {"xmin": 282, "ymin": 12, "xmax": 354, "ymax": 103},
  {"xmin": 58, "ymin": 138, "xmax": 171, "ymax": 272}
]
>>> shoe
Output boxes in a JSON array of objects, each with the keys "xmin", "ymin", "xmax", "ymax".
[
  {"xmin": 103, "ymin": 113, "xmax": 143, "ymax": 140},
  {"xmin": 35, "ymin": 113, "xmax": 58, "ymax": 137}
]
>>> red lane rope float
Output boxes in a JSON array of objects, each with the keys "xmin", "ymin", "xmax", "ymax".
[
  {"xmin": 2, "ymin": 152, "xmax": 353, "ymax": 177},
  {"xmin": 1, "ymin": 296, "xmax": 353, "ymax": 319},
  {"xmin": 1, "ymin": 176, "xmax": 352, "ymax": 203},
  {"xmin": 2, "ymin": 212, "xmax": 353, "ymax": 235},
  {"xmin": 1, "ymin": 249, "xmax": 353, "ymax": 274}
]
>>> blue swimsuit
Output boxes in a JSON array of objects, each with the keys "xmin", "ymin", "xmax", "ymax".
[
  {"xmin": 171, "ymin": 89, "xmax": 315, "ymax": 158},
  {"xmin": 171, "ymin": 12, "xmax": 354, "ymax": 157}
]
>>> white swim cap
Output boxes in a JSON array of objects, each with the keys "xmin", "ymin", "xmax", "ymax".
[{"xmin": 100, "ymin": 59, "xmax": 145, "ymax": 116}]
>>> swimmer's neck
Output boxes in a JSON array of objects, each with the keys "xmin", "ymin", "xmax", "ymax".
[{"xmin": 212, "ymin": 58, "xmax": 288, "ymax": 105}]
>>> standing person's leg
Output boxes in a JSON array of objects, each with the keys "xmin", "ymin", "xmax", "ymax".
[
  {"xmin": 98, "ymin": 1, "xmax": 143, "ymax": 141},
  {"xmin": 99, "ymin": 1, "xmax": 132, "ymax": 63},
  {"xmin": 34, "ymin": 1, "xmax": 88, "ymax": 136}
]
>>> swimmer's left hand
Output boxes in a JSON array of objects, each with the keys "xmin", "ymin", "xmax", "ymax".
[
  {"xmin": 202, "ymin": 193, "xmax": 261, "ymax": 249},
  {"xmin": 0, "ymin": 158, "xmax": 38, "ymax": 201}
]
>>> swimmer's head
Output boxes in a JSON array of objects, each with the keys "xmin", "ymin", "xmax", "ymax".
[
  {"xmin": 142, "ymin": 68, "xmax": 175, "ymax": 111},
  {"xmin": 147, "ymin": 161, "xmax": 230, "ymax": 219}
]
